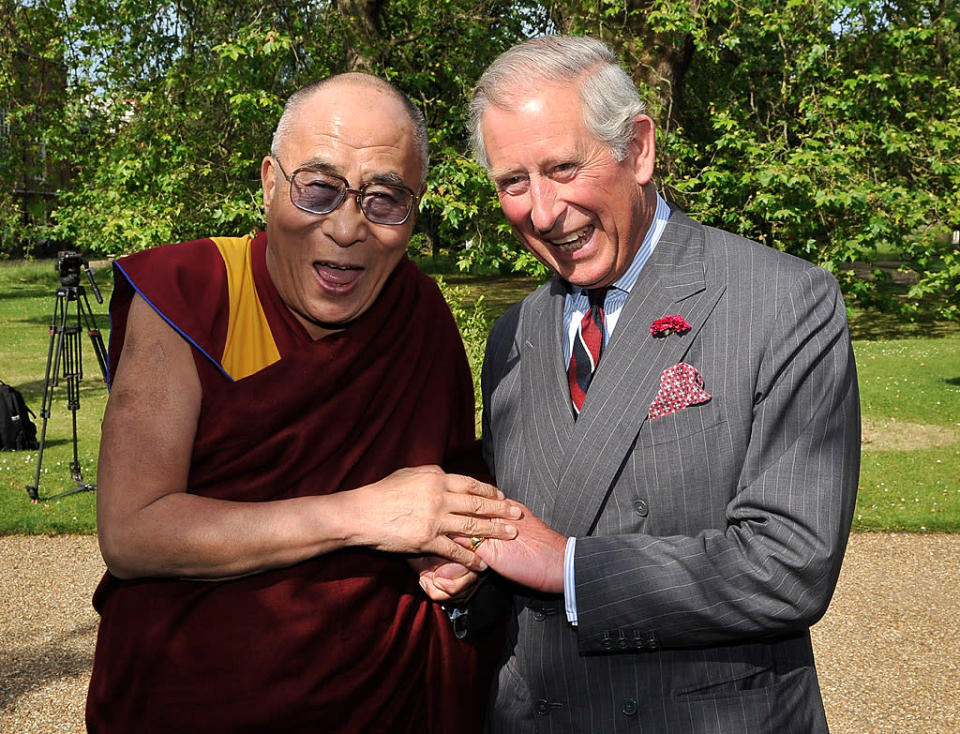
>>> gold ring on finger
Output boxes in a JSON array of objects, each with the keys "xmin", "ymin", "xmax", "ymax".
[{"xmin": 470, "ymin": 536, "xmax": 486, "ymax": 550}]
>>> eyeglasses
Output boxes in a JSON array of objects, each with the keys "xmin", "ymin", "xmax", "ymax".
[{"xmin": 272, "ymin": 155, "xmax": 418, "ymax": 226}]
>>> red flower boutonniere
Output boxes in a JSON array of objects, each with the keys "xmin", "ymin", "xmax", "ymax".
[{"xmin": 650, "ymin": 315, "xmax": 692, "ymax": 338}]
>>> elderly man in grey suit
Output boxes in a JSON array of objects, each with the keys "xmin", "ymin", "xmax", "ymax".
[{"xmin": 463, "ymin": 35, "xmax": 860, "ymax": 732}]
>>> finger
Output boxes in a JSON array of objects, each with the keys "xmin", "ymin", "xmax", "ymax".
[
  {"xmin": 407, "ymin": 554, "xmax": 444, "ymax": 574},
  {"xmin": 447, "ymin": 494, "xmax": 522, "ymax": 520},
  {"xmin": 446, "ymin": 518, "xmax": 518, "ymax": 541},
  {"xmin": 418, "ymin": 578, "xmax": 453, "ymax": 602},
  {"xmin": 434, "ymin": 574, "xmax": 471, "ymax": 595},
  {"xmin": 444, "ymin": 473, "xmax": 504, "ymax": 500},
  {"xmin": 431, "ymin": 536, "xmax": 488, "ymax": 572},
  {"xmin": 506, "ymin": 499, "xmax": 532, "ymax": 516},
  {"xmin": 433, "ymin": 563, "xmax": 473, "ymax": 581},
  {"xmin": 473, "ymin": 538, "xmax": 506, "ymax": 567}
]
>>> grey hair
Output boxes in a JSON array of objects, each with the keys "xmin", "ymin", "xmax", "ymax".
[
  {"xmin": 468, "ymin": 35, "xmax": 646, "ymax": 170},
  {"xmin": 271, "ymin": 72, "xmax": 430, "ymax": 186}
]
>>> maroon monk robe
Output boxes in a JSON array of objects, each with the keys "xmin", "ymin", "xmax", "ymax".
[{"xmin": 86, "ymin": 233, "xmax": 499, "ymax": 733}]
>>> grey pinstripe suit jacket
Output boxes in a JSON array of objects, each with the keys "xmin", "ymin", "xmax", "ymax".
[{"xmin": 480, "ymin": 208, "xmax": 860, "ymax": 733}]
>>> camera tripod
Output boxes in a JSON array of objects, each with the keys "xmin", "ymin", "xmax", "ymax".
[{"xmin": 26, "ymin": 259, "xmax": 108, "ymax": 502}]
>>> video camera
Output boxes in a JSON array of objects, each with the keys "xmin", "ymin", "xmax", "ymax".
[
  {"xmin": 55, "ymin": 250, "xmax": 88, "ymax": 288},
  {"xmin": 55, "ymin": 250, "xmax": 103, "ymax": 303}
]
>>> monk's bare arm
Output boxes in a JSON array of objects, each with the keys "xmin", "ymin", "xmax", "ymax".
[{"xmin": 96, "ymin": 294, "xmax": 519, "ymax": 580}]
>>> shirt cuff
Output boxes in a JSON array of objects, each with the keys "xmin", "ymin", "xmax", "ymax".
[{"xmin": 563, "ymin": 536, "xmax": 578, "ymax": 626}]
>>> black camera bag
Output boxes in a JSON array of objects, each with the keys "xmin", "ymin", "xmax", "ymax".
[{"xmin": 0, "ymin": 380, "xmax": 39, "ymax": 451}]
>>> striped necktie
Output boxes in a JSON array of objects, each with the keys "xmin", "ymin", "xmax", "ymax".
[{"xmin": 568, "ymin": 288, "xmax": 608, "ymax": 416}]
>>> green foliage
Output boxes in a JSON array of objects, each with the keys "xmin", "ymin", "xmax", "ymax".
[
  {"xmin": 554, "ymin": 0, "xmax": 960, "ymax": 320},
  {"xmin": 2, "ymin": 0, "xmax": 958, "ymax": 320},
  {"xmin": 434, "ymin": 275, "xmax": 491, "ymax": 428},
  {"xmin": 0, "ymin": 0, "xmax": 70, "ymax": 255},
  {"xmin": 2, "ymin": 0, "xmax": 547, "ymax": 257},
  {"xmin": 50, "ymin": 3, "xmax": 324, "ymax": 253},
  {"xmin": 665, "ymin": 0, "xmax": 960, "ymax": 320}
]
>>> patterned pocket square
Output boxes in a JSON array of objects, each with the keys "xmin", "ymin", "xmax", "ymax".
[{"xmin": 648, "ymin": 362, "xmax": 712, "ymax": 419}]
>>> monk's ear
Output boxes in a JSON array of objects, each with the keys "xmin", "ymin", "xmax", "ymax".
[
  {"xmin": 628, "ymin": 114, "xmax": 656, "ymax": 186},
  {"xmin": 261, "ymin": 156, "xmax": 277, "ymax": 212}
]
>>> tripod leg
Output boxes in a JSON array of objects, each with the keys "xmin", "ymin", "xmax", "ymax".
[
  {"xmin": 44, "ymin": 324, "xmax": 95, "ymax": 498},
  {"xmin": 65, "ymin": 322, "xmax": 83, "ymax": 482},
  {"xmin": 27, "ymin": 291, "xmax": 68, "ymax": 502},
  {"xmin": 78, "ymin": 288, "xmax": 109, "ymax": 382},
  {"xmin": 28, "ymin": 288, "xmax": 98, "ymax": 501}
]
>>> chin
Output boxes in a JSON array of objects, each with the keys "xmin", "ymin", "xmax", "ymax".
[
  {"xmin": 560, "ymin": 263, "xmax": 602, "ymax": 287},
  {"xmin": 311, "ymin": 311, "xmax": 355, "ymax": 328}
]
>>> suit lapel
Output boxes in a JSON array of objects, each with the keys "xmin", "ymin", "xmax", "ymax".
[
  {"xmin": 517, "ymin": 278, "xmax": 574, "ymax": 510},
  {"xmin": 551, "ymin": 211, "xmax": 725, "ymax": 536}
]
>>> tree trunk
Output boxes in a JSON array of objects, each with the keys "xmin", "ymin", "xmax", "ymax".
[
  {"xmin": 554, "ymin": 0, "xmax": 700, "ymax": 132},
  {"xmin": 335, "ymin": 0, "xmax": 386, "ymax": 72}
]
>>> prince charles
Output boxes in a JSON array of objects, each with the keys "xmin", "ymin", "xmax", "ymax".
[{"xmin": 467, "ymin": 35, "xmax": 860, "ymax": 733}]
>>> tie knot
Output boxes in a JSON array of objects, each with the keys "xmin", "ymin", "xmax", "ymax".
[{"xmin": 586, "ymin": 287, "xmax": 608, "ymax": 309}]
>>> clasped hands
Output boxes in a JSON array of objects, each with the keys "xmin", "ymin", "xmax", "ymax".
[{"xmin": 373, "ymin": 466, "xmax": 565, "ymax": 603}]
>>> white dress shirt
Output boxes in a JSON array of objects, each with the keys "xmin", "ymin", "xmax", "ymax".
[{"xmin": 562, "ymin": 192, "xmax": 671, "ymax": 625}]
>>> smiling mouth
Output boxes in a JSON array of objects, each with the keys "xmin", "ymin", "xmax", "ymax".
[
  {"xmin": 315, "ymin": 261, "xmax": 363, "ymax": 287},
  {"xmin": 548, "ymin": 226, "xmax": 593, "ymax": 253}
]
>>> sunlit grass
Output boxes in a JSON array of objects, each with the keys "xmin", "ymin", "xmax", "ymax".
[
  {"xmin": 1, "ymin": 256, "xmax": 957, "ymax": 534},
  {"xmin": 0, "ymin": 259, "xmax": 109, "ymax": 532}
]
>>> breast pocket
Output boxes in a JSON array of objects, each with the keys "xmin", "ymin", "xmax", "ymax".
[
  {"xmin": 633, "ymin": 397, "xmax": 734, "ymax": 532},
  {"xmin": 644, "ymin": 396, "xmax": 725, "ymax": 445}
]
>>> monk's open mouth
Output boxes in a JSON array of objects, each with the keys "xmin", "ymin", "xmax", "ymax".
[{"xmin": 315, "ymin": 262, "xmax": 363, "ymax": 288}]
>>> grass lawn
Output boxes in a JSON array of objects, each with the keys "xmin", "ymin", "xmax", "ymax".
[
  {"xmin": 0, "ymin": 257, "xmax": 957, "ymax": 534},
  {"xmin": 852, "ymin": 334, "xmax": 960, "ymax": 530},
  {"xmin": 0, "ymin": 259, "xmax": 111, "ymax": 533}
]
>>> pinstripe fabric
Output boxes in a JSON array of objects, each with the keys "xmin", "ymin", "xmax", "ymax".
[{"xmin": 480, "ymin": 208, "xmax": 860, "ymax": 733}]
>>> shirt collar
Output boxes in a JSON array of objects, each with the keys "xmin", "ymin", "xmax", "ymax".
[{"xmin": 568, "ymin": 192, "xmax": 671, "ymax": 298}]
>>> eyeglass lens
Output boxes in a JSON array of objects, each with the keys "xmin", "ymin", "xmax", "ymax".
[{"xmin": 291, "ymin": 170, "xmax": 413, "ymax": 224}]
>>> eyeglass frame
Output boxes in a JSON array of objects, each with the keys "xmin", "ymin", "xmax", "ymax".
[{"xmin": 270, "ymin": 154, "xmax": 419, "ymax": 226}]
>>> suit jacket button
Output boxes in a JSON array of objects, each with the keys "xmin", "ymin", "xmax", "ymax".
[
  {"xmin": 533, "ymin": 610, "xmax": 546, "ymax": 621},
  {"xmin": 535, "ymin": 700, "xmax": 550, "ymax": 716},
  {"xmin": 621, "ymin": 699, "xmax": 639, "ymax": 716},
  {"xmin": 633, "ymin": 499, "xmax": 649, "ymax": 517}
]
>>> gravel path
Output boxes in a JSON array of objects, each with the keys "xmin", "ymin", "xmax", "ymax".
[{"xmin": 2, "ymin": 533, "xmax": 958, "ymax": 732}]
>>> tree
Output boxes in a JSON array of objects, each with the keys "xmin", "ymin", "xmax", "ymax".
[
  {"xmin": 22, "ymin": 0, "xmax": 544, "ymax": 260},
  {"xmin": 2, "ymin": 0, "xmax": 958, "ymax": 319},
  {"xmin": 0, "ymin": 0, "xmax": 70, "ymax": 255},
  {"xmin": 49, "ymin": 0, "xmax": 336, "ymax": 254},
  {"xmin": 548, "ymin": 0, "xmax": 960, "ymax": 319},
  {"xmin": 667, "ymin": 0, "xmax": 960, "ymax": 319}
]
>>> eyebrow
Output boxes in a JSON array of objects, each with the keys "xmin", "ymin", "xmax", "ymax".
[
  {"xmin": 295, "ymin": 158, "xmax": 410, "ymax": 189},
  {"xmin": 489, "ymin": 166, "xmax": 525, "ymax": 184},
  {"xmin": 489, "ymin": 142, "xmax": 591, "ymax": 182}
]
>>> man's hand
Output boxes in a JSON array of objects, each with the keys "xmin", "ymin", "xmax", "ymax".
[
  {"xmin": 476, "ymin": 501, "xmax": 566, "ymax": 594},
  {"xmin": 408, "ymin": 555, "xmax": 481, "ymax": 602},
  {"xmin": 347, "ymin": 465, "xmax": 520, "ymax": 571}
]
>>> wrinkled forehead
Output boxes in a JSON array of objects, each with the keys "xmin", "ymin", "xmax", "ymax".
[{"xmin": 481, "ymin": 78, "xmax": 589, "ymax": 141}]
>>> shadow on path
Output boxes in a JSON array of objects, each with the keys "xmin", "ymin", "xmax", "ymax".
[{"xmin": 0, "ymin": 620, "xmax": 97, "ymax": 713}]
